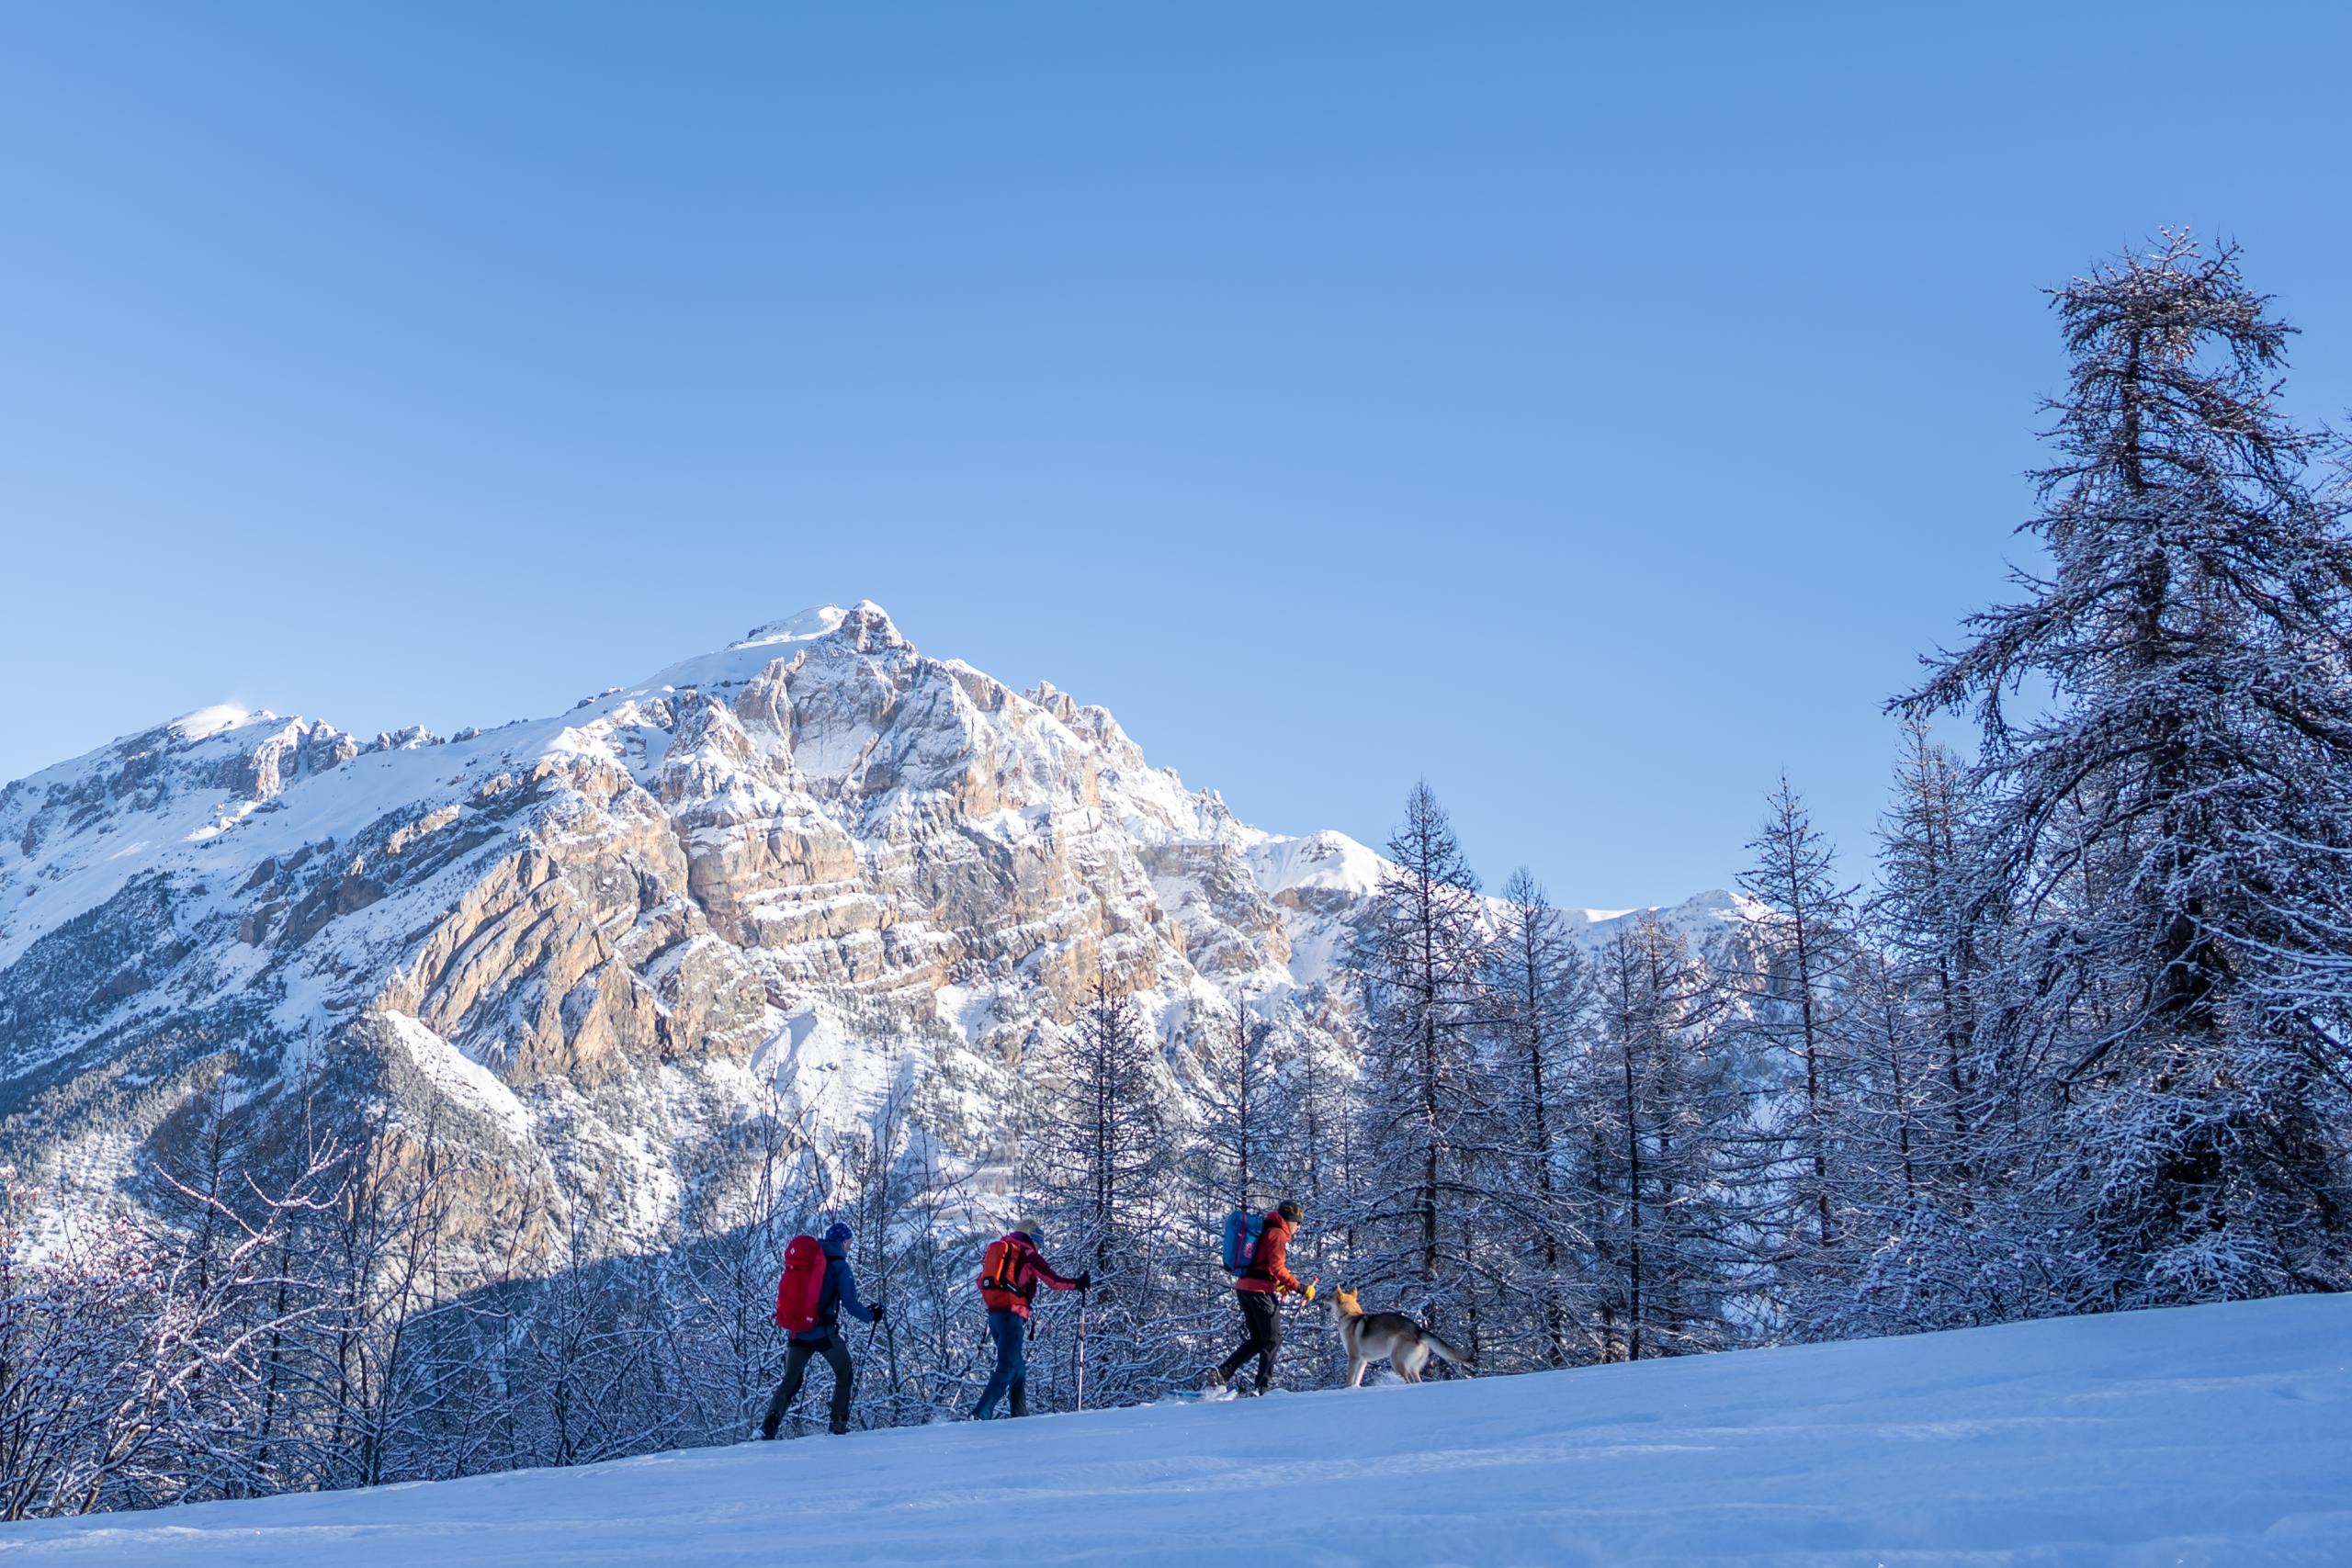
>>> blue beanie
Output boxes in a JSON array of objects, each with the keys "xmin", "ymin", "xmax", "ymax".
[{"xmin": 824, "ymin": 1222, "xmax": 853, "ymax": 1245}]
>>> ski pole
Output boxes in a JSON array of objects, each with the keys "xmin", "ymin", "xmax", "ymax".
[{"xmin": 1075, "ymin": 1296, "xmax": 1089, "ymax": 1412}]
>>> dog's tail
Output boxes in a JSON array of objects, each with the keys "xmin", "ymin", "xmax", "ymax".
[{"xmin": 1423, "ymin": 1332, "xmax": 1474, "ymax": 1373}]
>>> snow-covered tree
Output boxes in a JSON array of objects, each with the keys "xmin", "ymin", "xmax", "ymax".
[
  {"xmin": 1870, "ymin": 714, "xmax": 1993, "ymax": 1180},
  {"xmin": 1572, "ymin": 914, "xmax": 1740, "ymax": 1360},
  {"xmin": 1722, "ymin": 778, "xmax": 1868, "ymax": 1327},
  {"xmin": 1017, "ymin": 969, "xmax": 1181, "ymax": 1407},
  {"xmin": 1479, "ymin": 869, "xmax": 1589, "ymax": 1368},
  {"xmin": 665, "ymin": 1090, "xmax": 817, "ymax": 1441},
  {"xmin": 1188, "ymin": 989, "xmax": 1275, "ymax": 1217},
  {"xmin": 0, "ymin": 1111, "xmax": 346, "ymax": 1520},
  {"xmin": 1903, "ymin": 231, "xmax": 2352, "ymax": 1305},
  {"xmin": 1250, "ymin": 996, "xmax": 1364, "ymax": 1385},
  {"xmin": 1345, "ymin": 783, "xmax": 1493, "ymax": 1342}
]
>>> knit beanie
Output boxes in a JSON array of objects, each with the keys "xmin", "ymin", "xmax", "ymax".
[{"xmin": 824, "ymin": 1221, "xmax": 853, "ymax": 1245}]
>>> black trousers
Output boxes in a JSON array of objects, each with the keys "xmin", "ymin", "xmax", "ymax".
[
  {"xmin": 762, "ymin": 1332, "xmax": 854, "ymax": 1436},
  {"xmin": 1215, "ymin": 1289, "xmax": 1282, "ymax": 1391}
]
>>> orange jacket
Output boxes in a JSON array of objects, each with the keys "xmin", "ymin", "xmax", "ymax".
[
  {"xmin": 977, "ymin": 1231, "xmax": 1079, "ymax": 1318},
  {"xmin": 1236, "ymin": 1210, "xmax": 1300, "ymax": 1295}
]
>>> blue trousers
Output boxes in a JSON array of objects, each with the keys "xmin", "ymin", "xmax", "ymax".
[{"xmin": 975, "ymin": 1308, "xmax": 1028, "ymax": 1418}]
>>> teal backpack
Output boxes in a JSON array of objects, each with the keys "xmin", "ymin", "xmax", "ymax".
[{"xmin": 1220, "ymin": 1209, "xmax": 1264, "ymax": 1276}]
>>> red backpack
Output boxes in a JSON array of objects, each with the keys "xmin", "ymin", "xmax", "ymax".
[
  {"xmin": 775, "ymin": 1235, "xmax": 827, "ymax": 1332},
  {"xmin": 978, "ymin": 1234, "xmax": 1026, "ymax": 1297}
]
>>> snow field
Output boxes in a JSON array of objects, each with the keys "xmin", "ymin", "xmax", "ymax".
[{"xmin": 4, "ymin": 1293, "xmax": 2347, "ymax": 1566}]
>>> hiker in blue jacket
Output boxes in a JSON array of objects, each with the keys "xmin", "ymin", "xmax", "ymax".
[{"xmin": 761, "ymin": 1222, "xmax": 881, "ymax": 1438}]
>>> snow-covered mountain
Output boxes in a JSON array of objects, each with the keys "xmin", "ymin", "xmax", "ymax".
[
  {"xmin": 0, "ymin": 603, "xmax": 1752, "ymax": 1261},
  {"xmin": 7, "ymin": 1292, "xmax": 2346, "ymax": 1564}
]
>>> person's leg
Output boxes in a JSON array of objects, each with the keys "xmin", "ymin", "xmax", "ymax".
[
  {"xmin": 976, "ymin": 1311, "xmax": 1020, "ymax": 1418},
  {"xmin": 761, "ymin": 1342, "xmax": 816, "ymax": 1438},
  {"xmin": 1214, "ymin": 1291, "xmax": 1260, "ymax": 1382},
  {"xmin": 1002, "ymin": 1310, "xmax": 1028, "ymax": 1414},
  {"xmin": 822, "ymin": 1335, "xmax": 855, "ymax": 1433},
  {"xmin": 1251, "ymin": 1292, "xmax": 1283, "ymax": 1392},
  {"xmin": 1005, "ymin": 1314, "xmax": 1029, "ymax": 1416}
]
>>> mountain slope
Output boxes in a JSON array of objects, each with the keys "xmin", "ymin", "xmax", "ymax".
[
  {"xmin": 6, "ymin": 1293, "xmax": 2346, "ymax": 1566},
  {"xmin": 0, "ymin": 604, "xmax": 1752, "ymax": 1259}
]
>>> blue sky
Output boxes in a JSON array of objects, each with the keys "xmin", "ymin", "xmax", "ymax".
[{"xmin": 4, "ymin": 4, "xmax": 2347, "ymax": 907}]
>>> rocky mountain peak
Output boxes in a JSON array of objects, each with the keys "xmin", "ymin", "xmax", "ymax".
[
  {"xmin": 0, "ymin": 607, "xmax": 1734, "ymax": 1276},
  {"xmin": 733, "ymin": 600, "xmax": 905, "ymax": 656}
]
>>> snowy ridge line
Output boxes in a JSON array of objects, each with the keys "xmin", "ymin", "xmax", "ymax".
[{"xmin": 0, "ymin": 598, "xmax": 1755, "ymax": 1305}]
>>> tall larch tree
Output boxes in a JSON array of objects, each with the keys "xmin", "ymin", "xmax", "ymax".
[
  {"xmin": 1734, "ymin": 778, "xmax": 1859, "ymax": 1292},
  {"xmin": 1347, "ymin": 782, "xmax": 1492, "ymax": 1329},
  {"xmin": 1576, "ymin": 913, "xmax": 1737, "ymax": 1361},
  {"xmin": 1018, "ymin": 969, "xmax": 1179, "ymax": 1406},
  {"xmin": 1904, "ymin": 231, "xmax": 2352, "ymax": 1305},
  {"xmin": 1482, "ymin": 869, "xmax": 1588, "ymax": 1368}
]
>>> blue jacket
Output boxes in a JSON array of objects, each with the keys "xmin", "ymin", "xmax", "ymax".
[{"xmin": 792, "ymin": 1236, "xmax": 876, "ymax": 1345}]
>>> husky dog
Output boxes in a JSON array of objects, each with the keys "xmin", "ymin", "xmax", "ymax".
[{"xmin": 1332, "ymin": 1287, "xmax": 1472, "ymax": 1387}]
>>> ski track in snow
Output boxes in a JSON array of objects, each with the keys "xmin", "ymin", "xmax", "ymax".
[{"xmin": 5, "ymin": 1295, "xmax": 2349, "ymax": 1566}]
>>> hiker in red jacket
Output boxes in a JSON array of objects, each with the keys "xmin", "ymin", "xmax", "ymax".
[
  {"xmin": 973, "ymin": 1219, "xmax": 1090, "ymax": 1419},
  {"xmin": 1207, "ymin": 1200, "xmax": 1307, "ymax": 1395}
]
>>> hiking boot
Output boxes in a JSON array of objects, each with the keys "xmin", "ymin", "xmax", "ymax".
[
  {"xmin": 1203, "ymin": 1369, "xmax": 1227, "ymax": 1391},
  {"xmin": 1008, "ymin": 1381, "xmax": 1029, "ymax": 1418},
  {"xmin": 829, "ymin": 1421, "xmax": 849, "ymax": 1437}
]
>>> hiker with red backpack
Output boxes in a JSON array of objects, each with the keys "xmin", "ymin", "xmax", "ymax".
[
  {"xmin": 760, "ymin": 1221, "xmax": 881, "ymax": 1439},
  {"xmin": 1206, "ymin": 1199, "xmax": 1312, "ymax": 1396},
  {"xmin": 972, "ymin": 1218, "xmax": 1090, "ymax": 1420}
]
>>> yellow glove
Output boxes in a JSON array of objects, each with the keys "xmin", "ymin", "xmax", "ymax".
[{"xmin": 1303, "ymin": 1280, "xmax": 1317, "ymax": 1303}]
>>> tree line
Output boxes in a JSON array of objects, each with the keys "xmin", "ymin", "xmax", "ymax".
[{"xmin": 6, "ymin": 231, "xmax": 2349, "ymax": 1518}]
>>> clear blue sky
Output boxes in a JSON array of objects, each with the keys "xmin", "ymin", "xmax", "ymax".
[{"xmin": 4, "ymin": 4, "xmax": 2346, "ymax": 907}]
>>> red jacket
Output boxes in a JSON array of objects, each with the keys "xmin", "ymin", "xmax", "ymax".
[
  {"xmin": 978, "ymin": 1231, "xmax": 1079, "ymax": 1318},
  {"xmin": 1237, "ymin": 1211, "xmax": 1301, "ymax": 1295}
]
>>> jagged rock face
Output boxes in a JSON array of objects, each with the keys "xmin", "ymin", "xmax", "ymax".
[{"xmin": 0, "ymin": 603, "xmax": 1752, "ymax": 1272}]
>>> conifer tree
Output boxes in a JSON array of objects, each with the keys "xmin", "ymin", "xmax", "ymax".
[
  {"xmin": 1481, "ymin": 869, "xmax": 1588, "ymax": 1368},
  {"xmin": 1871, "ymin": 714, "xmax": 1990, "ymax": 1179},
  {"xmin": 1733, "ymin": 779, "xmax": 1859, "ymax": 1280},
  {"xmin": 1574, "ymin": 914, "xmax": 1737, "ymax": 1360},
  {"xmin": 1345, "ymin": 783, "xmax": 1492, "ymax": 1332},
  {"xmin": 1904, "ymin": 231, "xmax": 2352, "ymax": 1304},
  {"xmin": 1256, "ymin": 998, "xmax": 1363, "ymax": 1358},
  {"xmin": 1190, "ymin": 990, "xmax": 1273, "ymax": 1215},
  {"xmin": 1017, "ymin": 968, "xmax": 1179, "ymax": 1404}
]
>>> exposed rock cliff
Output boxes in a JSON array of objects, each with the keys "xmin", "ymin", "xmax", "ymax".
[{"xmin": 0, "ymin": 604, "xmax": 1751, "ymax": 1269}]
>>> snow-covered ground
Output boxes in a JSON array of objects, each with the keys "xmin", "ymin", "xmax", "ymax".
[{"xmin": 6, "ymin": 1294, "xmax": 2348, "ymax": 1566}]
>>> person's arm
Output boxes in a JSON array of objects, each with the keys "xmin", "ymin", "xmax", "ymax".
[
  {"xmin": 835, "ymin": 1258, "xmax": 876, "ymax": 1324},
  {"xmin": 1266, "ymin": 1226, "xmax": 1303, "ymax": 1294},
  {"xmin": 1028, "ymin": 1249, "xmax": 1081, "ymax": 1292}
]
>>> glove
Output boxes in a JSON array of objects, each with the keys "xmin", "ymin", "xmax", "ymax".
[
  {"xmin": 1074, "ymin": 1271, "xmax": 1093, "ymax": 1292},
  {"xmin": 1303, "ymin": 1280, "xmax": 1317, "ymax": 1303},
  {"xmin": 868, "ymin": 1303, "xmax": 886, "ymax": 1323}
]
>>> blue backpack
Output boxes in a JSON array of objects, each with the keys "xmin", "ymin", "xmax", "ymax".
[{"xmin": 1221, "ymin": 1209, "xmax": 1264, "ymax": 1276}]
